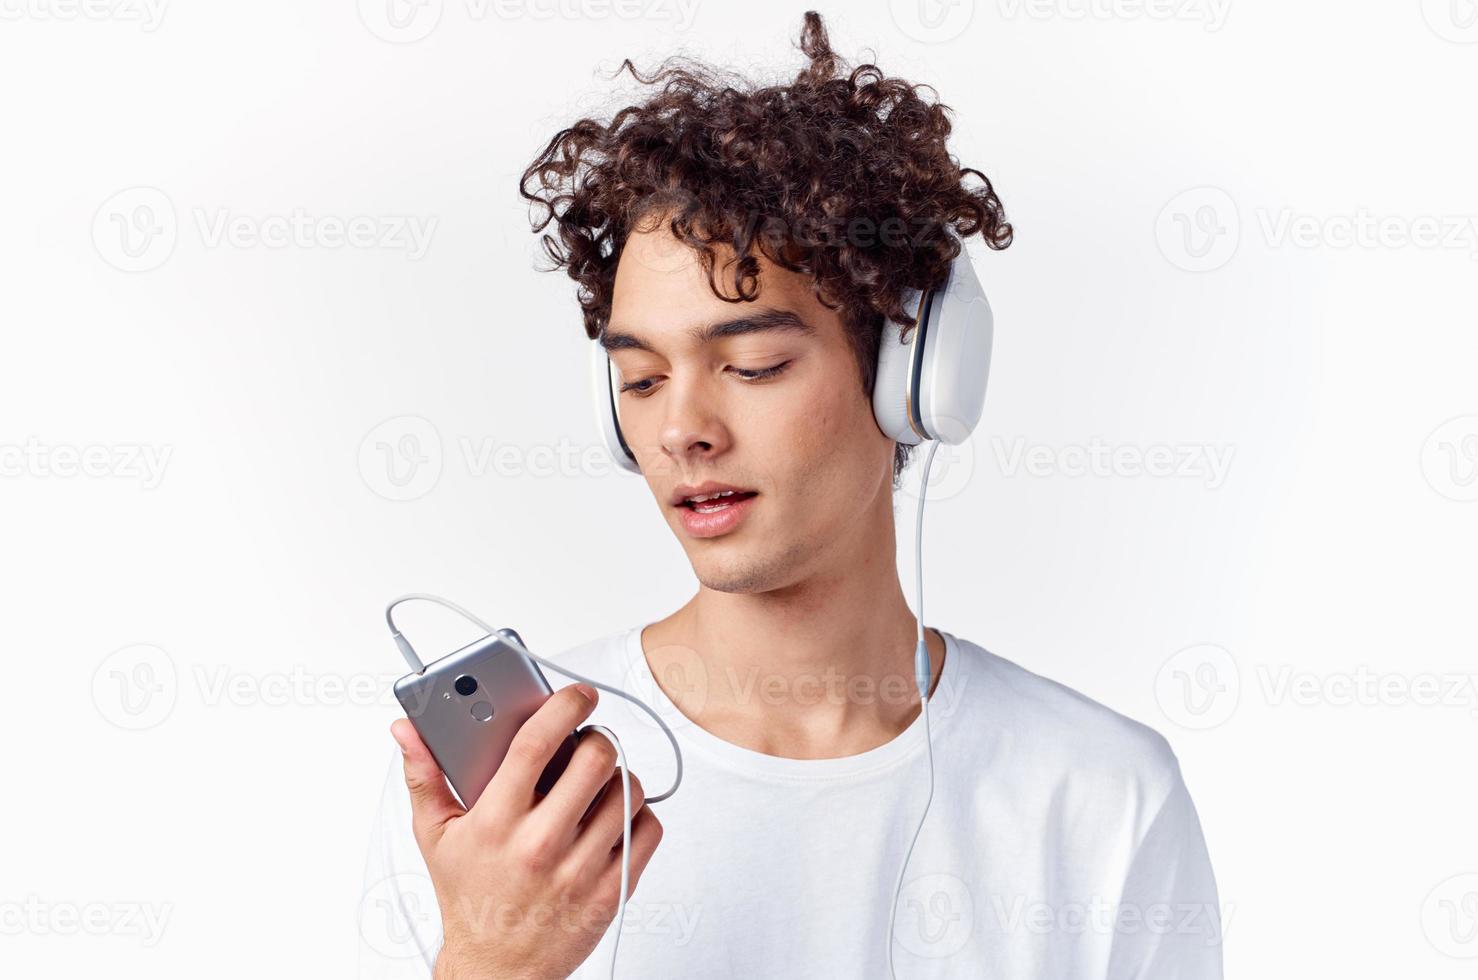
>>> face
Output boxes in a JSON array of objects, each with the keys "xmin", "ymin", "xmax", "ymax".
[{"xmin": 604, "ymin": 219, "xmax": 897, "ymax": 594}]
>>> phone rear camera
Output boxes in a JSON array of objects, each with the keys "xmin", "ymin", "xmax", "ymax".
[{"xmin": 454, "ymin": 675, "xmax": 478, "ymax": 697}]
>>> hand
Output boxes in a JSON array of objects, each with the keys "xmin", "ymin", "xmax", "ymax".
[{"xmin": 391, "ymin": 683, "xmax": 664, "ymax": 980}]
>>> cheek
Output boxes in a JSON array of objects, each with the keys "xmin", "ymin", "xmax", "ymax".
[
  {"xmin": 763, "ymin": 376, "xmax": 884, "ymax": 508},
  {"xmin": 764, "ymin": 374, "xmax": 848, "ymax": 453}
]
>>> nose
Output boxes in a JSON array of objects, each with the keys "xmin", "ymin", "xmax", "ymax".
[{"xmin": 657, "ymin": 373, "xmax": 731, "ymax": 467}]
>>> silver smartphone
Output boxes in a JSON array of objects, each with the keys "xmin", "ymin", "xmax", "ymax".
[{"xmin": 394, "ymin": 628, "xmax": 580, "ymax": 808}]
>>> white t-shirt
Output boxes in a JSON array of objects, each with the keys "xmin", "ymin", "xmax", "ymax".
[{"xmin": 359, "ymin": 626, "xmax": 1223, "ymax": 979}]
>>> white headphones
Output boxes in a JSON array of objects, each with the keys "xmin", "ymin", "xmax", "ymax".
[{"xmin": 590, "ymin": 246, "xmax": 994, "ymax": 472}]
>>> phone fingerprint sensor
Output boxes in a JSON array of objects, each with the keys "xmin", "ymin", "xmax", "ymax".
[{"xmin": 470, "ymin": 701, "xmax": 494, "ymax": 722}]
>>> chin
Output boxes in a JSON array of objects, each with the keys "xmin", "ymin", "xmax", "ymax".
[
  {"xmin": 690, "ymin": 539, "xmax": 809, "ymax": 595},
  {"xmin": 695, "ymin": 572, "xmax": 765, "ymax": 595}
]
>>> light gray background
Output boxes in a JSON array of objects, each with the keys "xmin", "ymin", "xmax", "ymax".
[{"xmin": 2, "ymin": 1, "xmax": 1475, "ymax": 976}]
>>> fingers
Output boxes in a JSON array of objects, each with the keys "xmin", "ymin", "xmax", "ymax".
[
  {"xmin": 391, "ymin": 718, "xmax": 465, "ymax": 851},
  {"xmin": 569, "ymin": 768, "xmax": 646, "ymax": 867},
  {"xmin": 594, "ymin": 803, "xmax": 664, "ymax": 901},
  {"xmin": 480, "ymin": 684, "xmax": 599, "ymax": 818},
  {"xmin": 532, "ymin": 728, "xmax": 622, "ymax": 841}
]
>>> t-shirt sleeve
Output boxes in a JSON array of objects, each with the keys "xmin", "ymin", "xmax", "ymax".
[
  {"xmin": 357, "ymin": 749, "xmax": 445, "ymax": 980},
  {"xmin": 1105, "ymin": 765, "xmax": 1224, "ymax": 980}
]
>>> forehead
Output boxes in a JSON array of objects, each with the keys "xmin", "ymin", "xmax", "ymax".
[{"xmin": 606, "ymin": 225, "xmax": 836, "ymax": 353}]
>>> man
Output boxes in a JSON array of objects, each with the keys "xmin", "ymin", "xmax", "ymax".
[{"xmin": 362, "ymin": 12, "xmax": 1221, "ymax": 979}]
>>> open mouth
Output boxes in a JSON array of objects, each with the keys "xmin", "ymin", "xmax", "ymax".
[{"xmin": 679, "ymin": 489, "xmax": 759, "ymax": 514}]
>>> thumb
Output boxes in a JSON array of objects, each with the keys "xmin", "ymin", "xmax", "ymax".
[{"xmin": 391, "ymin": 718, "xmax": 464, "ymax": 850}]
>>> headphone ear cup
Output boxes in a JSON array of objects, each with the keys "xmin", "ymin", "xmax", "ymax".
[
  {"xmin": 873, "ymin": 287, "xmax": 928, "ymax": 446},
  {"xmin": 916, "ymin": 255, "xmax": 992, "ymax": 445},
  {"xmin": 589, "ymin": 341, "xmax": 641, "ymax": 474},
  {"xmin": 872, "ymin": 249, "xmax": 994, "ymax": 448}
]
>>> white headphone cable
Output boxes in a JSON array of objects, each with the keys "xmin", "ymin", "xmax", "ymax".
[
  {"xmin": 385, "ymin": 594, "xmax": 684, "ymax": 980},
  {"xmin": 888, "ymin": 437, "xmax": 942, "ymax": 980},
  {"xmin": 580, "ymin": 722, "xmax": 633, "ymax": 978}
]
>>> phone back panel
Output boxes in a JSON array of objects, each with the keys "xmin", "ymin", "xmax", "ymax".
[{"xmin": 394, "ymin": 632, "xmax": 577, "ymax": 808}]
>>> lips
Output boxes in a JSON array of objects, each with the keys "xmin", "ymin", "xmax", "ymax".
[{"xmin": 670, "ymin": 481, "xmax": 760, "ymax": 538}]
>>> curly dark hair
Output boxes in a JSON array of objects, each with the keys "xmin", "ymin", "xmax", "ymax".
[{"xmin": 520, "ymin": 10, "xmax": 1012, "ymax": 481}]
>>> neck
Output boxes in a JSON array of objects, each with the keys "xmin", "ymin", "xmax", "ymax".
[{"xmin": 641, "ymin": 492, "xmax": 946, "ymax": 760}]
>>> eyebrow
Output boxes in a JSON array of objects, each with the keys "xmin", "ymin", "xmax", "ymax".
[{"xmin": 600, "ymin": 308, "xmax": 816, "ymax": 354}]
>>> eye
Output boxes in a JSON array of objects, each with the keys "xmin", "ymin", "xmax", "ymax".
[
  {"xmin": 618, "ymin": 376, "xmax": 661, "ymax": 397},
  {"xmin": 729, "ymin": 360, "xmax": 793, "ymax": 382}
]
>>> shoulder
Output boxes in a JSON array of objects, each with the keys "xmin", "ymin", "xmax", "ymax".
[
  {"xmin": 943, "ymin": 633, "xmax": 1187, "ymax": 828},
  {"xmin": 535, "ymin": 627, "xmax": 634, "ymax": 686}
]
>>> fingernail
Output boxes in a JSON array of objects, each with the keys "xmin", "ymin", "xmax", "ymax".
[
  {"xmin": 574, "ymin": 683, "xmax": 598, "ymax": 704},
  {"xmin": 390, "ymin": 725, "xmax": 408, "ymax": 755}
]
